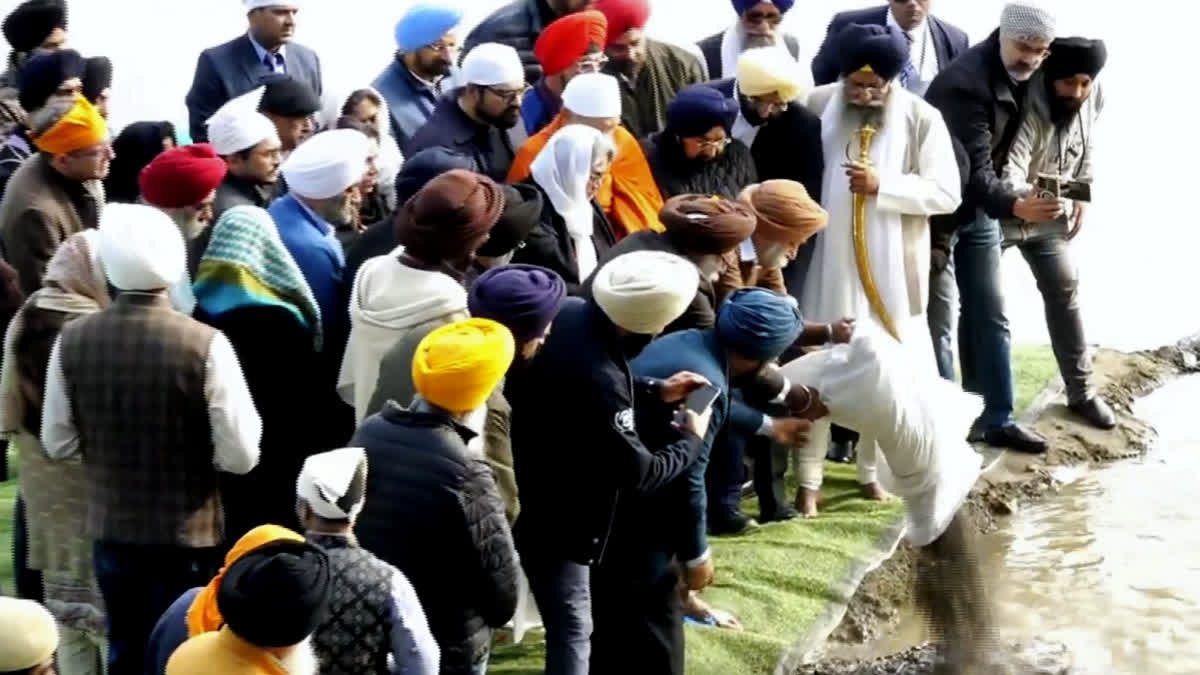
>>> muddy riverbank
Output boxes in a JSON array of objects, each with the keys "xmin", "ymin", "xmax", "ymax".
[{"xmin": 801, "ymin": 341, "xmax": 1200, "ymax": 674}]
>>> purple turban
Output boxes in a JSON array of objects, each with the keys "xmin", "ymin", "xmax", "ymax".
[
  {"xmin": 468, "ymin": 264, "xmax": 567, "ymax": 344},
  {"xmin": 731, "ymin": 0, "xmax": 795, "ymax": 14},
  {"xmin": 836, "ymin": 23, "xmax": 911, "ymax": 81}
]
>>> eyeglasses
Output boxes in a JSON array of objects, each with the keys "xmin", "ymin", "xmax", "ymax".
[
  {"xmin": 1011, "ymin": 40, "xmax": 1051, "ymax": 59},
  {"xmin": 485, "ymin": 84, "xmax": 531, "ymax": 105},
  {"xmin": 686, "ymin": 137, "xmax": 731, "ymax": 151},
  {"xmin": 576, "ymin": 54, "xmax": 609, "ymax": 74},
  {"xmin": 743, "ymin": 10, "xmax": 782, "ymax": 27},
  {"xmin": 425, "ymin": 41, "xmax": 459, "ymax": 55},
  {"xmin": 748, "ymin": 95, "xmax": 788, "ymax": 114}
]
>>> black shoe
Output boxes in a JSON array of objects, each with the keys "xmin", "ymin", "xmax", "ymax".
[
  {"xmin": 1069, "ymin": 397, "xmax": 1117, "ymax": 430},
  {"xmin": 983, "ymin": 423, "xmax": 1048, "ymax": 454},
  {"xmin": 708, "ymin": 510, "xmax": 759, "ymax": 536},
  {"xmin": 759, "ymin": 505, "xmax": 800, "ymax": 523},
  {"xmin": 826, "ymin": 439, "xmax": 855, "ymax": 464}
]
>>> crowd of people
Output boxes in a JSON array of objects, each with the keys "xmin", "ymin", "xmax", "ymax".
[{"xmin": 0, "ymin": 0, "xmax": 1111, "ymax": 674}]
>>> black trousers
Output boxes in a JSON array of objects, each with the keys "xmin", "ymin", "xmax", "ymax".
[
  {"xmin": 590, "ymin": 567, "xmax": 683, "ymax": 675},
  {"xmin": 832, "ymin": 424, "xmax": 859, "ymax": 445},
  {"xmin": 13, "ymin": 492, "xmax": 43, "ymax": 602}
]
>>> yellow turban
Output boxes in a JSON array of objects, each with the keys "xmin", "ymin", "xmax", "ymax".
[
  {"xmin": 737, "ymin": 47, "xmax": 805, "ymax": 103},
  {"xmin": 185, "ymin": 524, "xmax": 304, "ymax": 638},
  {"xmin": 412, "ymin": 318, "xmax": 516, "ymax": 413},
  {"xmin": 32, "ymin": 93, "xmax": 108, "ymax": 155}
]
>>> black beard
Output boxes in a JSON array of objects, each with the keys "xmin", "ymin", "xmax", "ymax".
[
  {"xmin": 605, "ymin": 58, "xmax": 638, "ymax": 80},
  {"xmin": 738, "ymin": 94, "xmax": 767, "ymax": 126},
  {"xmin": 619, "ymin": 333, "xmax": 654, "ymax": 358}
]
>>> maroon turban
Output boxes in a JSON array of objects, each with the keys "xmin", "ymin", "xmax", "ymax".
[
  {"xmin": 395, "ymin": 169, "xmax": 506, "ymax": 263},
  {"xmin": 660, "ymin": 193, "xmax": 756, "ymax": 255},
  {"xmin": 138, "ymin": 144, "xmax": 228, "ymax": 209}
]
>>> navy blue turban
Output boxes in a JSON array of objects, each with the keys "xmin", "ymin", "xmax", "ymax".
[
  {"xmin": 836, "ymin": 23, "xmax": 910, "ymax": 82},
  {"xmin": 18, "ymin": 48, "xmax": 83, "ymax": 113},
  {"xmin": 716, "ymin": 287, "xmax": 803, "ymax": 361},
  {"xmin": 666, "ymin": 85, "xmax": 739, "ymax": 138},
  {"xmin": 1043, "ymin": 37, "xmax": 1108, "ymax": 81},
  {"xmin": 217, "ymin": 541, "xmax": 331, "ymax": 648},
  {"xmin": 3, "ymin": 0, "xmax": 66, "ymax": 54},
  {"xmin": 731, "ymin": 0, "xmax": 794, "ymax": 14},
  {"xmin": 469, "ymin": 264, "xmax": 567, "ymax": 344}
]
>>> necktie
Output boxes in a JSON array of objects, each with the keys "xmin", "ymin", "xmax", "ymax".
[
  {"xmin": 264, "ymin": 52, "xmax": 283, "ymax": 73},
  {"xmin": 900, "ymin": 32, "xmax": 919, "ymax": 91}
]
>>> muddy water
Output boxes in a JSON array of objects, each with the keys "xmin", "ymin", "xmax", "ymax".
[{"xmin": 825, "ymin": 375, "xmax": 1200, "ymax": 674}]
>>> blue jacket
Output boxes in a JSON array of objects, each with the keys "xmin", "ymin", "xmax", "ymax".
[
  {"xmin": 268, "ymin": 193, "xmax": 344, "ymax": 333},
  {"xmin": 403, "ymin": 95, "xmax": 515, "ymax": 182},
  {"xmin": 372, "ymin": 58, "xmax": 450, "ymax": 150},
  {"xmin": 811, "ymin": 6, "xmax": 969, "ymax": 86},
  {"xmin": 185, "ymin": 34, "xmax": 323, "ymax": 143},
  {"xmin": 462, "ymin": 0, "xmax": 553, "ymax": 84}
]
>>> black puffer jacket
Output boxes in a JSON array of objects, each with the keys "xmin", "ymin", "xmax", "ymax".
[
  {"xmin": 353, "ymin": 401, "xmax": 518, "ymax": 674},
  {"xmin": 510, "ymin": 179, "xmax": 616, "ymax": 296},
  {"xmin": 642, "ymin": 131, "xmax": 759, "ymax": 200},
  {"xmin": 462, "ymin": 0, "xmax": 556, "ymax": 85}
]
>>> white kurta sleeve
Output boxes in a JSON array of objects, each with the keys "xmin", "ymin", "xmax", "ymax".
[
  {"xmin": 41, "ymin": 335, "xmax": 80, "ymax": 459},
  {"xmin": 388, "ymin": 567, "xmax": 440, "ymax": 675},
  {"xmin": 205, "ymin": 331, "xmax": 262, "ymax": 475},
  {"xmin": 875, "ymin": 104, "xmax": 962, "ymax": 217}
]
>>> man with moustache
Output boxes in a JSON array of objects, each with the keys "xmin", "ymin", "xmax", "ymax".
[
  {"xmin": 464, "ymin": 0, "xmax": 596, "ymax": 84},
  {"xmin": 374, "ymin": 2, "xmax": 463, "ymax": 148},
  {"xmin": 925, "ymin": 3, "xmax": 1063, "ymax": 452},
  {"xmin": 696, "ymin": 1, "xmax": 804, "ymax": 82},
  {"xmin": 404, "ymin": 43, "xmax": 526, "ymax": 181},
  {"xmin": 998, "ymin": 38, "xmax": 1114, "ymax": 429}
]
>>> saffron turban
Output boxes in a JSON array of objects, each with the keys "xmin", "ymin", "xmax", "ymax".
[
  {"xmin": 412, "ymin": 318, "xmax": 516, "ymax": 413},
  {"xmin": 186, "ymin": 525, "xmax": 305, "ymax": 638},
  {"xmin": 463, "ymin": 42, "xmax": 525, "ymax": 87},
  {"xmin": 1043, "ymin": 37, "xmax": 1107, "ymax": 81},
  {"xmin": 139, "ymin": 144, "xmax": 228, "ymax": 209},
  {"xmin": 82, "ymin": 56, "xmax": 113, "ymax": 104},
  {"xmin": 297, "ymin": 447, "xmax": 368, "ymax": 521},
  {"xmin": 206, "ymin": 86, "xmax": 280, "ymax": 156},
  {"xmin": 469, "ymin": 264, "xmax": 567, "ymax": 344},
  {"xmin": 836, "ymin": 23, "xmax": 911, "ymax": 81},
  {"xmin": 731, "ymin": 0, "xmax": 794, "ymax": 15},
  {"xmin": 217, "ymin": 540, "xmax": 332, "ymax": 648},
  {"xmin": 737, "ymin": 47, "xmax": 804, "ymax": 102},
  {"xmin": 592, "ymin": 250, "xmax": 699, "ymax": 335},
  {"xmin": 535, "ymin": 10, "xmax": 608, "ymax": 77},
  {"xmin": 593, "ymin": 0, "xmax": 650, "ymax": 48},
  {"xmin": 0, "ymin": 597, "xmax": 58, "ymax": 671},
  {"xmin": 717, "ymin": 287, "xmax": 802, "ymax": 361},
  {"xmin": 395, "ymin": 2, "xmax": 462, "ymax": 52},
  {"xmin": 999, "ymin": 2, "xmax": 1056, "ymax": 42},
  {"xmin": 396, "ymin": 168, "xmax": 505, "ymax": 262},
  {"xmin": 18, "ymin": 48, "xmax": 83, "ymax": 112},
  {"xmin": 739, "ymin": 180, "xmax": 827, "ymax": 246},
  {"xmin": 259, "ymin": 74, "xmax": 321, "ymax": 118},
  {"xmin": 562, "ymin": 72, "xmax": 621, "ymax": 119},
  {"xmin": 661, "ymin": 193, "xmax": 757, "ymax": 255},
  {"xmin": 666, "ymin": 85, "xmax": 738, "ymax": 137},
  {"xmin": 477, "ymin": 182, "xmax": 543, "ymax": 258},
  {"xmin": 281, "ymin": 128, "xmax": 369, "ymax": 200},
  {"xmin": 33, "ymin": 94, "xmax": 107, "ymax": 155},
  {"xmin": 3, "ymin": 0, "xmax": 66, "ymax": 53}
]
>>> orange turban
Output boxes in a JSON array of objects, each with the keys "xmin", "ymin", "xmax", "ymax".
[
  {"xmin": 185, "ymin": 524, "xmax": 304, "ymax": 637},
  {"xmin": 739, "ymin": 180, "xmax": 829, "ymax": 246},
  {"xmin": 534, "ymin": 10, "xmax": 608, "ymax": 77},
  {"xmin": 32, "ymin": 94, "xmax": 107, "ymax": 155},
  {"xmin": 412, "ymin": 318, "xmax": 515, "ymax": 414}
]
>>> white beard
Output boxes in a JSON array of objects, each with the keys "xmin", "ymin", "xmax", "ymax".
[{"xmin": 278, "ymin": 637, "xmax": 320, "ymax": 675}]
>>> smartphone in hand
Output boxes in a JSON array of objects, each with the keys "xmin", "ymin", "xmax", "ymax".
[{"xmin": 684, "ymin": 384, "xmax": 720, "ymax": 415}]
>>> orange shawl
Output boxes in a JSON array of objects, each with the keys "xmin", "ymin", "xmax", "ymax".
[{"xmin": 507, "ymin": 112, "xmax": 664, "ymax": 239}]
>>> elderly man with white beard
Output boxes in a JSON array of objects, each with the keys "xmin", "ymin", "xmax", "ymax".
[{"xmin": 798, "ymin": 23, "xmax": 961, "ymax": 515}]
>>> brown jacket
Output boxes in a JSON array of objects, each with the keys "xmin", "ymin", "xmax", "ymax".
[{"xmin": 0, "ymin": 154, "xmax": 103, "ymax": 295}]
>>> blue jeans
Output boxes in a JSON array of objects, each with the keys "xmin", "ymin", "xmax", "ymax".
[
  {"xmin": 521, "ymin": 554, "xmax": 592, "ymax": 675},
  {"xmin": 928, "ymin": 232, "xmax": 959, "ymax": 381},
  {"xmin": 955, "ymin": 210, "xmax": 1014, "ymax": 430}
]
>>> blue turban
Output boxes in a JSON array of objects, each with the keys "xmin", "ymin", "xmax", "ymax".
[
  {"xmin": 731, "ymin": 0, "xmax": 795, "ymax": 14},
  {"xmin": 395, "ymin": 2, "xmax": 463, "ymax": 53},
  {"xmin": 18, "ymin": 48, "xmax": 83, "ymax": 112},
  {"xmin": 469, "ymin": 264, "xmax": 566, "ymax": 344},
  {"xmin": 716, "ymin": 287, "xmax": 803, "ymax": 361},
  {"xmin": 666, "ymin": 85, "xmax": 739, "ymax": 138},
  {"xmin": 836, "ymin": 23, "xmax": 910, "ymax": 81}
]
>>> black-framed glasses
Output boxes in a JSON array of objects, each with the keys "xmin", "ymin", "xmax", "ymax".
[{"xmin": 485, "ymin": 84, "xmax": 531, "ymax": 105}]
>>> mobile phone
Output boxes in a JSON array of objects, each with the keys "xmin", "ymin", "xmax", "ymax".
[{"xmin": 684, "ymin": 384, "xmax": 720, "ymax": 415}]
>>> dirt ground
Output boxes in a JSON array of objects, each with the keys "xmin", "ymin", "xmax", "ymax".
[
  {"xmin": 795, "ymin": 638, "xmax": 1081, "ymax": 675},
  {"xmin": 802, "ymin": 342, "xmax": 1200, "ymax": 673}
]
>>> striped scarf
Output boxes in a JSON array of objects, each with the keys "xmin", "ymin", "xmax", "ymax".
[{"xmin": 193, "ymin": 205, "xmax": 323, "ymax": 350}]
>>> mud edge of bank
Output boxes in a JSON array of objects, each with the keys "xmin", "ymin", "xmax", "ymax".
[{"xmin": 823, "ymin": 339, "xmax": 1200, "ymax": 651}]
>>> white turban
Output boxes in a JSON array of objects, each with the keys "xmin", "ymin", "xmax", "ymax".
[
  {"xmin": 206, "ymin": 86, "xmax": 281, "ymax": 156},
  {"xmin": 462, "ymin": 42, "xmax": 525, "ymax": 87},
  {"xmin": 737, "ymin": 47, "xmax": 805, "ymax": 102},
  {"xmin": 562, "ymin": 72, "xmax": 621, "ymax": 119},
  {"xmin": 0, "ymin": 598, "xmax": 58, "ymax": 671},
  {"xmin": 243, "ymin": 1, "xmax": 301, "ymax": 11},
  {"xmin": 999, "ymin": 2, "xmax": 1056, "ymax": 42},
  {"xmin": 281, "ymin": 128, "xmax": 370, "ymax": 200},
  {"xmin": 297, "ymin": 447, "xmax": 368, "ymax": 521},
  {"xmin": 592, "ymin": 250, "xmax": 699, "ymax": 335},
  {"xmin": 99, "ymin": 204, "xmax": 186, "ymax": 291}
]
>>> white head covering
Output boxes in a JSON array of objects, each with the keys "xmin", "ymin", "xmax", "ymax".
[
  {"xmin": 530, "ymin": 124, "xmax": 615, "ymax": 280},
  {"xmin": 98, "ymin": 204, "xmax": 186, "ymax": 291},
  {"xmin": 206, "ymin": 86, "xmax": 281, "ymax": 156},
  {"xmin": 592, "ymin": 250, "xmax": 700, "ymax": 335},
  {"xmin": 318, "ymin": 86, "xmax": 405, "ymax": 209},
  {"xmin": 282, "ymin": 128, "xmax": 370, "ymax": 200},
  {"xmin": 297, "ymin": 447, "xmax": 368, "ymax": 521},
  {"xmin": 562, "ymin": 73, "xmax": 622, "ymax": 120},
  {"xmin": 737, "ymin": 47, "xmax": 805, "ymax": 102},
  {"xmin": 462, "ymin": 42, "xmax": 525, "ymax": 87},
  {"xmin": 999, "ymin": 2, "xmax": 1056, "ymax": 42},
  {"xmin": 244, "ymin": 1, "xmax": 301, "ymax": 11},
  {"xmin": 0, "ymin": 598, "xmax": 58, "ymax": 671}
]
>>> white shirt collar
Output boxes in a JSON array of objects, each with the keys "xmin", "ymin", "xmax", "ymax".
[
  {"xmin": 248, "ymin": 32, "xmax": 287, "ymax": 64},
  {"xmin": 885, "ymin": 8, "xmax": 927, "ymax": 39}
]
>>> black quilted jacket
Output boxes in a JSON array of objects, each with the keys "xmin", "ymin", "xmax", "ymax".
[
  {"xmin": 353, "ymin": 401, "xmax": 518, "ymax": 673},
  {"xmin": 641, "ymin": 131, "xmax": 759, "ymax": 201}
]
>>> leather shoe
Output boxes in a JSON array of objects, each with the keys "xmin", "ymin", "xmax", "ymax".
[
  {"xmin": 1069, "ymin": 397, "xmax": 1116, "ymax": 430},
  {"xmin": 759, "ymin": 504, "xmax": 799, "ymax": 523},
  {"xmin": 826, "ymin": 439, "xmax": 855, "ymax": 464},
  {"xmin": 983, "ymin": 423, "xmax": 1048, "ymax": 454},
  {"xmin": 708, "ymin": 510, "xmax": 759, "ymax": 536}
]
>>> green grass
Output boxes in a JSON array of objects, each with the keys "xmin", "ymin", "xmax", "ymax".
[
  {"xmin": 1, "ymin": 446, "xmax": 17, "ymax": 594},
  {"xmin": 1013, "ymin": 344, "xmax": 1060, "ymax": 416}
]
